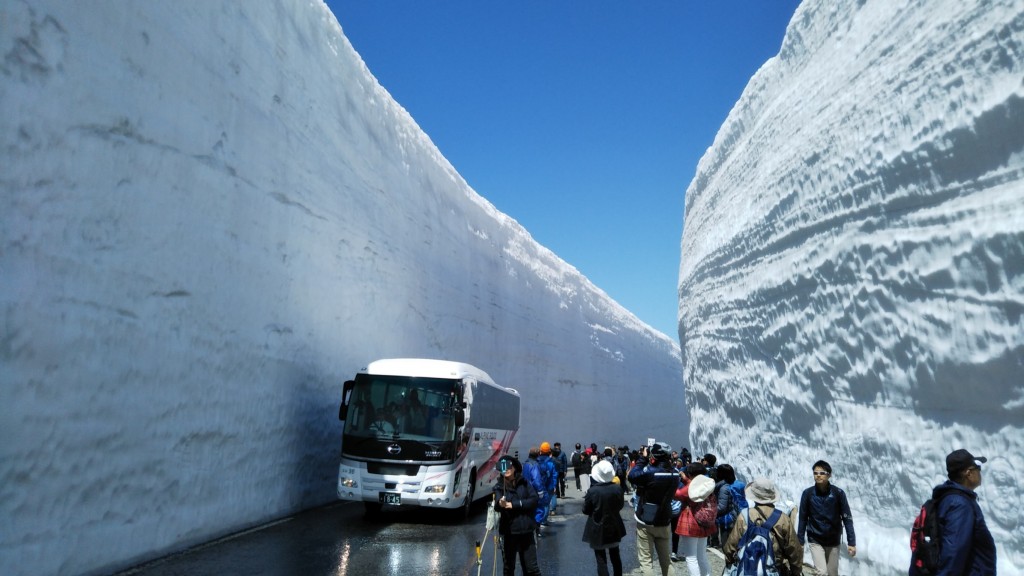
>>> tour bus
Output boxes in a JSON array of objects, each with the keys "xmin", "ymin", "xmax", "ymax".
[{"xmin": 337, "ymin": 358, "xmax": 520, "ymax": 519}]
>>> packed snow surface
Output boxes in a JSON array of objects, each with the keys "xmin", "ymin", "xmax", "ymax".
[
  {"xmin": 0, "ymin": 2, "xmax": 682, "ymax": 574},
  {"xmin": 679, "ymin": 0, "xmax": 1024, "ymax": 574}
]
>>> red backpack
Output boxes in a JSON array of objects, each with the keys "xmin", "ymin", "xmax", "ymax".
[
  {"xmin": 910, "ymin": 491, "xmax": 954, "ymax": 574},
  {"xmin": 694, "ymin": 492, "xmax": 719, "ymax": 529}
]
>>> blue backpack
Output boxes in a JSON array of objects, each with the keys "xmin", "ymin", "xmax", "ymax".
[
  {"xmin": 730, "ymin": 482, "xmax": 749, "ymax": 512},
  {"xmin": 727, "ymin": 508, "xmax": 782, "ymax": 576},
  {"xmin": 536, "ymin": 456, "xmax": 557, "ymax": 492},
  {"xmin": 523, "ymin": 460, "xmax": 543, "ymax": 493}
]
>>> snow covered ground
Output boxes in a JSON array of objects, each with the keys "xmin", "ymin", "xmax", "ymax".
[
  {"xmin": 0, "ymin": 2, "xmax": 682, "ymax": 574},
  {"xmin": 679, "ymin": 0, "xmax": 1024, "ymax": 574}
]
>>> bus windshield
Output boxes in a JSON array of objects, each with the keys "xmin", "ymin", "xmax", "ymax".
[{"xmin": 342, "ymin": 374, "xmax": 460, "ymax": 443}]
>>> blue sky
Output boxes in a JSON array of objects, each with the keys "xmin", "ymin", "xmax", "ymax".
[{"xmin": 326, "ymin": 1, "xmax": 802, "ymax": 339}]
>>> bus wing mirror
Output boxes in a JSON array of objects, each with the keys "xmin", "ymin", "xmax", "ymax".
[
  {"xmin": 339, "ymin": 380, "xmax": 355, "ymax": 421},
  {"xmin": 455, "ymin": 409, "xmax": 466, "ymax": 427}
]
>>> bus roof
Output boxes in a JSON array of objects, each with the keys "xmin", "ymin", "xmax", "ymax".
[{"xmin": 360, "ymin": 358, "xmax": 509, "ymax": 392}]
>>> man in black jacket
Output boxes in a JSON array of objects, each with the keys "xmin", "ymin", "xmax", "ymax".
[
  {"xmin": 494, "ymin": 455, "xmax": 541, "ymax": 576},
  {"xmin": 571, "ymin": 443, "xmax": 587, "ymax": 492},
  {"xmin": 628, "ymin": 441, "xmax": 678, "ymax": 576}
]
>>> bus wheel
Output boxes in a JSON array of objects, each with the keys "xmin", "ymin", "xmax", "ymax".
[
  {"xmin": 363, "ymin": 502, "xmax": 382, "ymax": 519},
  {"xmin": 458, "ymin": 473, "xmax": 475, "ymax": 521}
]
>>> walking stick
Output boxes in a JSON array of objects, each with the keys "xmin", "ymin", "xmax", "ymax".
[
  {"xmin": 478, "ymin": 494, "xmax": 499, "ymax": 576},
  {"xmin": 493, "ymin": 532, "xmax": 499, "ymax": 576}
]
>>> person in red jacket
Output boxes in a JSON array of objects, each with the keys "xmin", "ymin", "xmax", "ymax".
[{"xmin": 674, "ymin": 462, "xmax": 717, "ymax": 576}]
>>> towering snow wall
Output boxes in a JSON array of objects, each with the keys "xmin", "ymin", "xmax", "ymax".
[
  {"xmin": 679, "ymin": 0, "xmax": 1023, "ymax": 573},
  {"xmin": 0, "ymin": 2, "xmax": 682, "ymax": 574}
]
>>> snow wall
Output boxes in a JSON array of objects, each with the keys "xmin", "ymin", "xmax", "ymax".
[
  {"xmin": 679, "ymin": 0, "xmax": 1024, "ymax": 573},
  {"xmin": 0, "ymin": 2, "xmax": 683, "ymax": 574}
]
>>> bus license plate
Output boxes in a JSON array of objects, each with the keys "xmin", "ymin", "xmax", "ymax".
[{"xmin": 379, "ymin": 492, "xmax": 401, "ymax": 505}]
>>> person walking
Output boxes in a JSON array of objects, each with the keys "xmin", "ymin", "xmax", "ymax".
[
  {"xmin": 674, "ymin": 462, "xmax": 717, "ymax": 576},
  {"xmin": 724, "ymin": 477, "xmax": 804, "ymax": 576},
  {"xmin": 628, "ymin": 442, "xmax": 678, "ymax": 576},
  {"xmin": 553, "ymin": 442, "xmax": 569, "ymax": 498},
  {"xmin": 797, "ymin": 460, "xmax": 856, "ymax": 576},
  {"xmin": 583, "ymin": 460, "xmax": 627, "ymax": 576},
  {"xmin": 572, "ymin": 443, "xmax": 587, "ymax": 492},
  {"xmin": 523, "ymin": 447, "xmax": 547, "ymax": 533},
  {"xmin": 538, "ymin": 442, "xmax": 559, "ymax": 521},
  {"xmin": 493, "ymin": 455, "xmax": 541, "ymax": 576},
  {"xmin": 909, "ymin": 448, "xmax": 997, "ymax": 576}
]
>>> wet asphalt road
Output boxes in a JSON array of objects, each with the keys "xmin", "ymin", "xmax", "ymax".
[{"xmin": 115, "ymin": 478, "xmax": 726, "ymax": 576}]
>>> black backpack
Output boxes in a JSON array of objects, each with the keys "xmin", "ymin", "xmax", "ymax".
[{"xmin": 909, "ymin": 490, "xmax": 956, "ymax": 574}]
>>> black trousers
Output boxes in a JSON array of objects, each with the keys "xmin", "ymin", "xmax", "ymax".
[
  {"xmin": 573, "ymin": 466, "xmax": 584, "ymax": 490},
  {"xmin": 594, "ymin": 546, "xmax": 622, "ymax": 576},
  {"xmin": 502, "ymin": 532, "xmax": 540, "ymax": 576}
]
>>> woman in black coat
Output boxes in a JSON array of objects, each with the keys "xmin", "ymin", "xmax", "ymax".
[
  {"xmin": 493, "ymin": 455, "xmax": 541, "ymax": 576},
  {"xmin": 583, "ymin": 460, "xmax": 627, "ymax": 576}
]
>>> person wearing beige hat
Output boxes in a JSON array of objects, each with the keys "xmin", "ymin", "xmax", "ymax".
[{"xmin": 723, "ymin": 477, "xmax": 803, "ymax": 576}]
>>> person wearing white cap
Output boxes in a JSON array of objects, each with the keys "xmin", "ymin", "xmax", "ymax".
[
  {"xmin": 723, "ymin": 477, "xmax": 803, "ymax": 576},
  {"xmin": 582, "ymin": 460, "xmax": 627, "ymax": 576},
  {"xmin": 909, "ymin": 449, "xmax": 996, "ymax": 575},
  {"xmin": 673, "ymin": 462, "xmax": 717, "ymax": 576}
]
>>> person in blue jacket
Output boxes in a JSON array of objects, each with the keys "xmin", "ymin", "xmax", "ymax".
[
  {"xmin": 797, "ymin": 460, "xmax": 856, "ymax": 576},
  {"xmin": 909, "ymin": 448, "xmax": 997, "ymax": 576},
  {"xmin": 628, "ymin": 442, "xmax": 678, "ymax": 576}
]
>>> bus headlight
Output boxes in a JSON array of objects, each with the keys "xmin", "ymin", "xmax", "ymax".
[
  {"xmin": 338, "ymin": 465, "xmax": 358, "ymax": 488},
  {"xmin": 424, "ymin": 484, "xmax": 446, "ymax": 494}
]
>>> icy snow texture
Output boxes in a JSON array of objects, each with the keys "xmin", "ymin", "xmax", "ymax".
[
  {"xmin": 679, "ymin": 0, "xmax": 1024, "ymax": 574},
  {"xmin": 0, "ymin": 2, "xmax": 682, "ymax": 574}
]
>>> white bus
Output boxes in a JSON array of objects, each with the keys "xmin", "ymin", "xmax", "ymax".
[{"xmin": 337, "ymin": 358, "xmax": 520, "ymax": 519}]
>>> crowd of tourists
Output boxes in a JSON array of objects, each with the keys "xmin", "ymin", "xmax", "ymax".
[{"xmin": 491, "ymin": 440, "xmax": 996, "ymax": 576}]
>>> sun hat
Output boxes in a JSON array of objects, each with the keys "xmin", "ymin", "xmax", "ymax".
[
  {"xmin": 744, "ymin": 477, "xmax": 779, "ymax": 505},
  {"xmin": 688, "ymin": 474, "xmax": 716, "ymax": 502},
  {"xmin": 592, "ymin": 460, "xmax": 616, "ymax": 484}
]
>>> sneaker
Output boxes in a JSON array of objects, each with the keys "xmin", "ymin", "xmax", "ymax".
[{"xmin": 671, "ymin": 553, "xmax": 679, "ymax": 562}]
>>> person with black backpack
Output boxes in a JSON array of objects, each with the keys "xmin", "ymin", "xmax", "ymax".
[
  {"xmin": 723, "ymin": 477, "xmax": 803, "ymax": 576},
  {"xmin": 908, "ymin": 448, "xmax": 996, "ymax": 576},
  {"xmin": 571, "ymin": 443, "xmax": 587, "ymax": 492},
  {"xmin": 797, "ymin": 460, "xmax": 856, "ymax": 576}
]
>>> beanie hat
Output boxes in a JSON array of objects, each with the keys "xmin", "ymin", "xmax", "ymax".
[
  {"xmin": 540, "ymin": 442, "xmax": 551, "ymax": 455},
  {"xmin": 592, "ymin": 460, "xmax": 616, "ymax": 484},
  {"xmin": 688, "ymin": 474, "xmax": 716, "ymax": 502}
]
